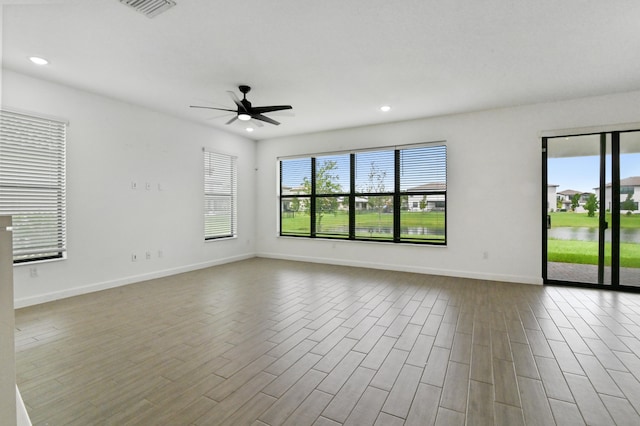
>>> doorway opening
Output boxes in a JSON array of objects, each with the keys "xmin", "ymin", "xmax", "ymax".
[{"xmin": 543, "ymin": 129, "xmax": 640, "ymax": 289}]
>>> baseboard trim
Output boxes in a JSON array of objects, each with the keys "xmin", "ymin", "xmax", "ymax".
[
  {"xmin": 14, "ymin": 253, "xmax": 256, "ymax": 308},
  {"xmin": 256, "ymin": 252, "xmax": 543, "ymax": 286}
]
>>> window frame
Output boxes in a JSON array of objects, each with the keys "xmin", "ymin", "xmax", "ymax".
[
  {"xmin": 203, "ymin": 149, "xmax": 238, "ymax": 240},
  {"xmin": 279, "ymin": 142, "xmax": 447, "ymax": 245},
  {"xmin": 0, "ymin": 109, "xmax": 68, "ymax": 264}
]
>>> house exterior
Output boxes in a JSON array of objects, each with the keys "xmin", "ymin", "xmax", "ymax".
[
  {"xmin": 406, "ymin": 183, "xmax": 446, "ymax": 212},
  {"xmin": 556, "ymin": 189, "xmax": 593, "ymax": 212},
  {"xmin": 595, "ymin": 176, "xmax": 640, "ymax": 213}
]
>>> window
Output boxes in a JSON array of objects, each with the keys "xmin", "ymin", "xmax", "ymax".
[
  {"xmin": 620, "ymin": 186, "xmax": 634, "ymax": 195},
  {"xmin": 0, "ymin": 110, "xmax": 67, "ymax": 263},
  {"xmin": 204, "ymin": 150, "xmax": 237, "ymax": 239},
  {"xmin": 280, "ymin": 142, "xmax": 446, "ymax": 244}
]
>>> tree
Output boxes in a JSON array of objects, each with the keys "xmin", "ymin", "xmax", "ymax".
[
  {"xmin": 364, "ymin": 161, "xmax": 391, "ymax": 222},
  {"xmin": 622, "ymin": 193, "xmax": 637, "ymax": 212},
  {"xmin": 291, "ymin": 197, "xmax": 300, "ymax": 216},
  {"xmin": 571, "ymin": 193, "xmax": 580, "ymax": 211},
  {"xmin": 302, "ymin": 160, "xmax": 342, "ymax": 231},
  {"xmin": 419, "ymin": 195, "xmax": 427, "ymax": 211},
  {"xmin": 584, "ymin": 193, "xmax": 598, "ymax": 217}
]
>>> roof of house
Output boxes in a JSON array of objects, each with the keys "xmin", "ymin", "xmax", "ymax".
[
  {"xmin": 595, "ymin": 176, "xmax": 640, "ymax": 189},
  {"xmin": 407, "ymin": 183, "xmax": 446, "ymax": 192},
  {"xmin": 557, "ymin": 189, "xmax": 582, "ymax": 196}
]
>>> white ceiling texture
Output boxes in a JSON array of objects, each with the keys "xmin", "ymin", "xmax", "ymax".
[{"xmin": 3, "ymin": 0, "xmax": 640, "ymax": 140}]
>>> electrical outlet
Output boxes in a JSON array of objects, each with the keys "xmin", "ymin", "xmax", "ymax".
[
  {"xmin": 145, "ymin": 182, "xmax": 151, "ymax": 191},
  {"xmin": 29, "ymin": 267, "xmax": 38, "ymax": 278},
  {"xmin": 131, "ymin": 181, "xmax": 137, "ymax": 190},
  {"xmin": 483, "ymin": 251, "xmax": 489, "ymax": 260},
  {"xmin": 146, "ymin": 251, "xmax": 151, "ymax": 260},
  {"xmin": 131, "ymin": 253, "xmax": 138, "ymax": 262}
]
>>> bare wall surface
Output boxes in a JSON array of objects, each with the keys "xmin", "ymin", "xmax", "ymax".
[
  {"xmin": 5, "ymin": 67, "xmax": 640, "ymax": 305},
  {"xmin": 2, "ymin": 71, "xmax": 257, "ymax": 307},
  {"xmin": 255, "ymin": 90, "xmax": 640, "ymax": 284}
]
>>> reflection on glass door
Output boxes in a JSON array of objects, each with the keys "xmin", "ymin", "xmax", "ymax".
[
  {"xmin": 619, "ymin": 131, "xmax": 640, "ymax": 287},
  {"xmin": 544, "ymin": 129, "xmax": 640, "ymax": 289},
  {"xmin": 545, "ymin": 134, "xmax": 610, "ymax": 285}
]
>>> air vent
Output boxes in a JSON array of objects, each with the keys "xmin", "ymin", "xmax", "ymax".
[{"xmin": 119, "ymin": 0, "xmax": 176, "ymax": 18}]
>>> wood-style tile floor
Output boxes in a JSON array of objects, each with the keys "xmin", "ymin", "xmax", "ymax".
[{"xmin": 14, "ymin": 258, "xmax": 640, "ymax": 425}]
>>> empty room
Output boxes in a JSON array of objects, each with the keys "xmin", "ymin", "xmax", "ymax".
[{"xmin": 2, "ymin": 1, "xmax": 640, "ymax": 425}]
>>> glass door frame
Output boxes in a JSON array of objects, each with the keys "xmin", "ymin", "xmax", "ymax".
[{"xmin": 542, "ymin": 128, "xmax": 639, "ymax": 291}]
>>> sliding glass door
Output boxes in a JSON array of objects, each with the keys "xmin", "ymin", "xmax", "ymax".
[
  {"xmin": 619, "ymin": 131, "xmax": 640, "ymax": 287},
  {"xmin": 543, "ymin": 130, "xmax": 640, "ymax": 289}
]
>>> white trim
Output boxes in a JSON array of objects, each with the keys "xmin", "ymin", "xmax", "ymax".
[
  {"xmin": 540, "ymin": 122, "xmax": 640, "ymax": 138},
  {"xmin": 256, "ymin": 252, "xmax": 543, "ymax": 286},
  {"xmin": 13, "ymin": 253, "xmax": 255, "ymax": 308}
]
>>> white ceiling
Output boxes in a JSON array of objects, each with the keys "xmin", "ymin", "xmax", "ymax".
[{"xmin": 3, "ymin": 0, "xmax": 640, "ymax": 140}]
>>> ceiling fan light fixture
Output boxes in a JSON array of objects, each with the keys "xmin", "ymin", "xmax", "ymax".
[
  {"xmin": 29, "ymin": 56, "xmax": 49, "ymax": 65},
  {"xmin": 246, "ymin": 127, "xmax": 254, "ymax": 132},
  {"xmin": 238, "ymin": 113, "xmax": 252, "ymax": 121}
]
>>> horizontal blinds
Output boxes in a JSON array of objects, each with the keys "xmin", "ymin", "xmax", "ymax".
[
  {"xmin": 400, "ymin": 145, "xmax": 446, "ymax": 192},
  {"xmin": 0, "ymin": 110, "xmax": 67, "ymax": 262},
  {"xmin": 204, "ymin": 150, "xmax": 237, "ymax": 239},
  {"xmin": 355, "ymin": 149, "xmax": 395, "ymax": 193},
  {"xmin": 315, "ymin": 153, "xmax": 350, "ymax": 194},
  {"xmin": 280, "ymin": 158, "xmax": 311, "ymax": 195}
]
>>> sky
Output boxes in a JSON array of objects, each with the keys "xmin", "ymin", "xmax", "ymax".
[
  {"xmin": 548, "ymin": 153, "xmax": 640, "ymax": 193},
  {"xmin": 281, "ymin": 146, "xmax": 446, "ymax": 192}
]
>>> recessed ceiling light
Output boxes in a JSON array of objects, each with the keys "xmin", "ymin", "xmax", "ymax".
[
  {"xmin": 238, "ymin": 113, "xmax": 251, "ymax": 121},
  {"xmin": 29, "ymin": 56, "xmax": 49, "ymax": 66},
  {"xmin": 380, "ymin": 105, "xmax": 391, "ymax": 112},
  {"xmin": 246, "ymin": 127, "xmax": 254, "ymax": 132}
]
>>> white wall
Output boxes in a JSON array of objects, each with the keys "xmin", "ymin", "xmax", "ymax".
[
  {"xmin": 255, "ymin": 90, "xmax": 640, "ymax": 285},
  {"xmin": 3, "ymin": 70, "xmax": 257, "ymax": 307}
]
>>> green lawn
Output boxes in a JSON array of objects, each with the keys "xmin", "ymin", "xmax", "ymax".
[
  {"xmin": 549, "ymin": 211, "xmax": 640, "ymax": 229},
  {"xmin": 548, "ymin": 238, "xmax": 640, "ymax": 268},
  {"xmin": 548, "ymin": 212, "xmax": 640, "ymax": 268}
]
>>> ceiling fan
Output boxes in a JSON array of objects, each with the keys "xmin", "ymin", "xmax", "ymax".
[{"xmin": 190, "ymin": 85, "xmax": 292, "ymax": 126}]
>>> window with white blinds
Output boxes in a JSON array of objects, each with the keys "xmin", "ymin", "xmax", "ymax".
[
  {"xmin": 279, "ymin": 142, "xmax": 446, "ymax": 244},
  {"xmin": 204, "ymin": 150, "xmax": 237, "ymax": 240},
  {"xmin": 0, "ymin": 110, "xmax": 67, "ymax": 263}
]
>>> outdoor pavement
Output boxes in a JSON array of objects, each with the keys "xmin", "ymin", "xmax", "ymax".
[{"xmin": 548, "ymin": 262, "xmax": 640, "ymax": 287}]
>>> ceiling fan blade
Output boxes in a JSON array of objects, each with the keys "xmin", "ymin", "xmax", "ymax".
[
  {"xmin": 251, "ymin": 105, "xmax": 293, "ymax": 114},
  {"xmin": 225, "ymin": 116, "xmax": 238, "ymax": 125},
  {"xmin": 250, "ymin": 119, "xmax": 264, "ymax": 128},
  {"xmin": 268, "ymin": 110, "xmax": 295, "ymax": 117},
  {"xmin": 205, "ymin": 112, "xmax": 235, "ymax": 121},
  {"xmin": 190, "ymin": 105, "xmax": 236, "ymax": 112},
  {"xmin": 252, "ymin": 114, "xmax": 280, "ymax": 126},
  {"xmin": 227, "ymin": 91, "xmax": 246, "ymax": 112}
]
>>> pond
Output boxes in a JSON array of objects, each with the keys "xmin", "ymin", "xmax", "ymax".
[
  {"xmin": 319, "ymin": 226, "xmax": 445, "ymax": 236},
  {"xmin": 549, "ymin": 227, "xmax": 640, "ymax": 243}
]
